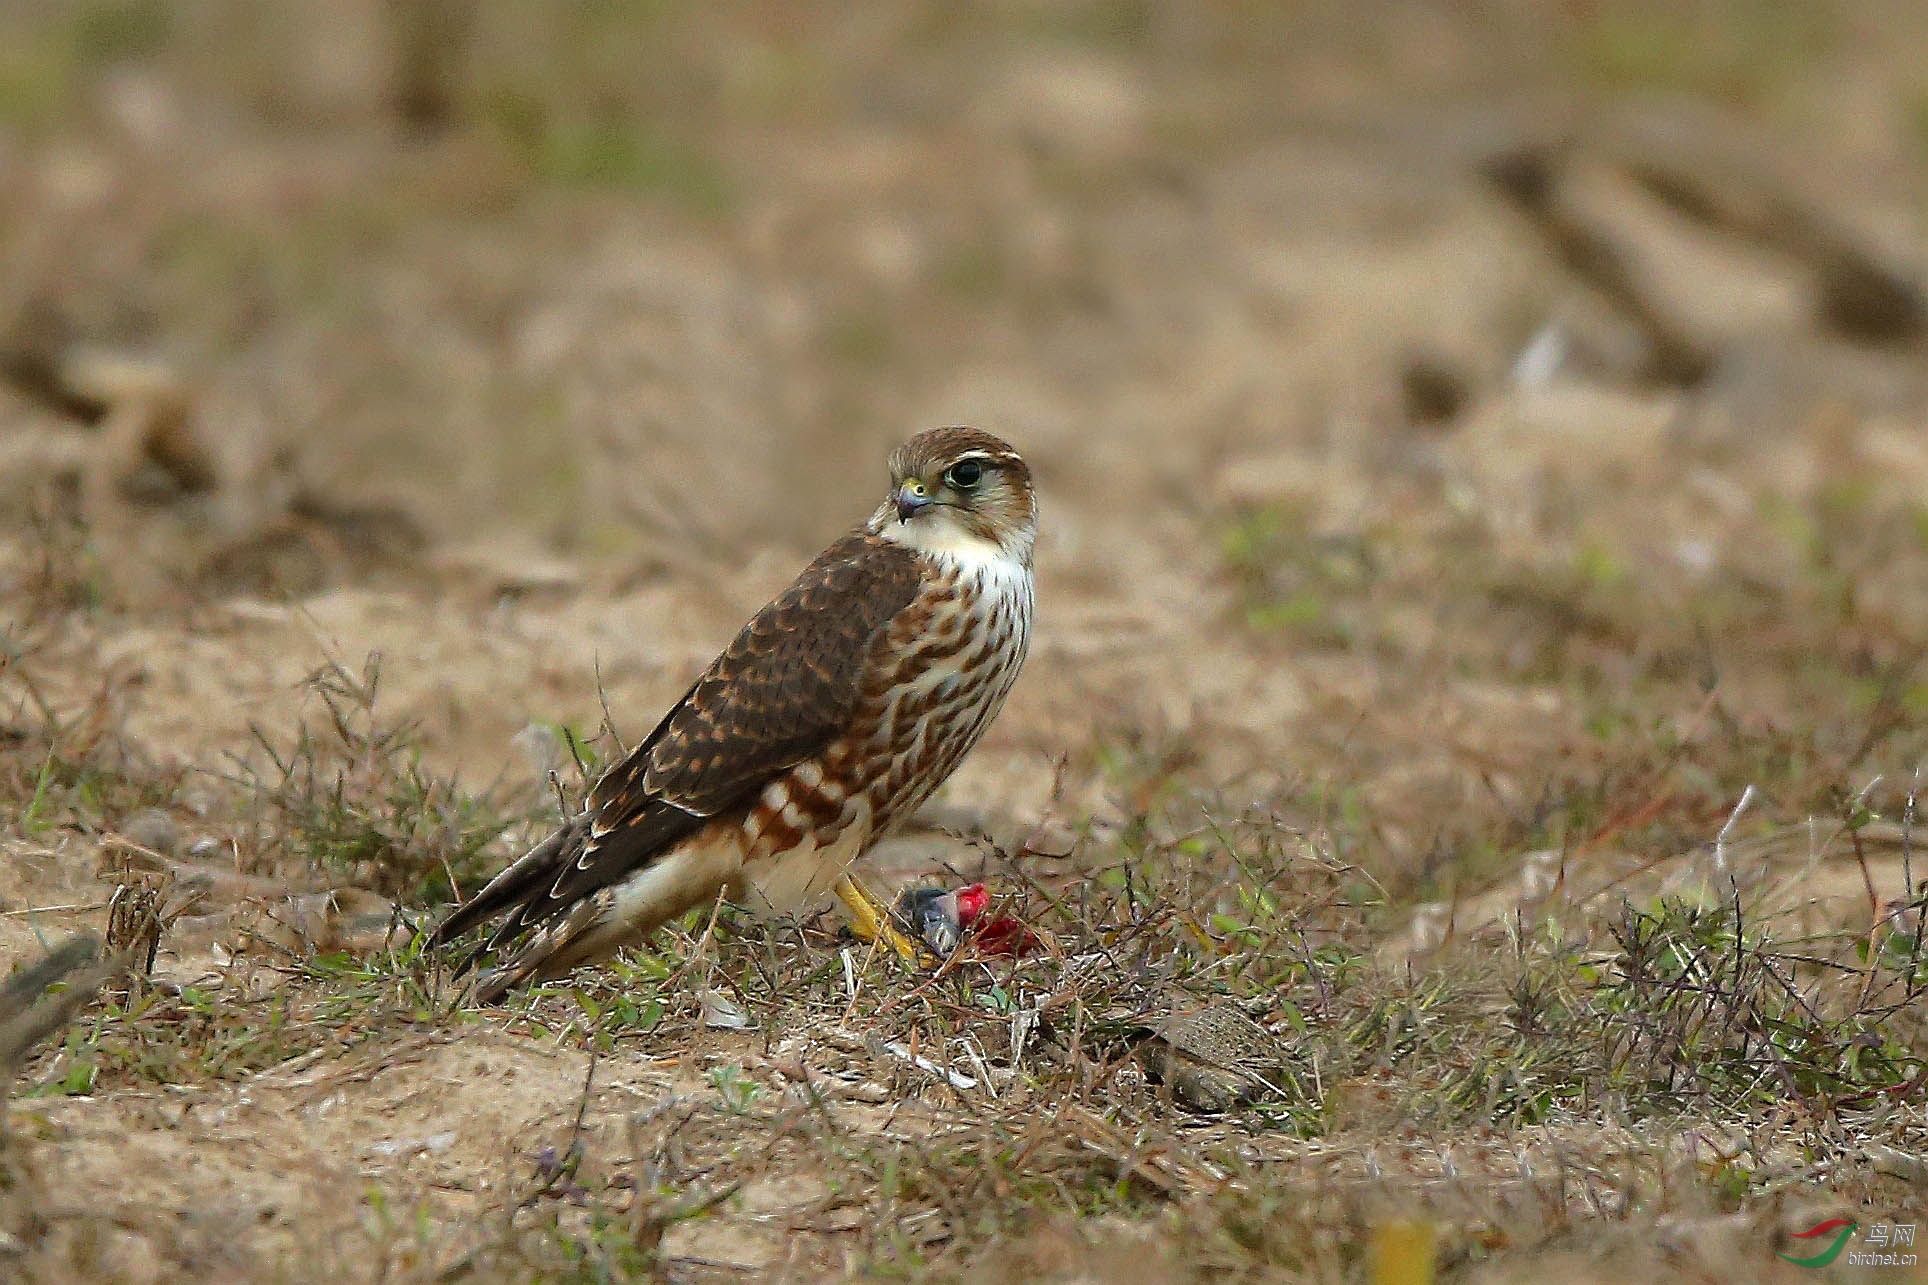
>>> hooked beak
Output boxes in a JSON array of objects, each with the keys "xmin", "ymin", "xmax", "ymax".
[{"xmin": 894, "ymin": 483, "xmax": 934, "ymax": 523}]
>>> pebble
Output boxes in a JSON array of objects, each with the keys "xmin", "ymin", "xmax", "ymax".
[{"xmin": 121, "ymin": 807, "xmax": 180, "ymax": 858}]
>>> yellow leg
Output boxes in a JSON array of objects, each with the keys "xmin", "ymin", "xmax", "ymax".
[{"xmin": 832, "ymin": 874, "xmax": 927, "ymax": 964}]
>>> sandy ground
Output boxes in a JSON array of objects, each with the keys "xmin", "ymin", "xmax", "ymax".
[{"xmin": 4, "ymin": 2, "xmax": 1928, "ymax": 1280}]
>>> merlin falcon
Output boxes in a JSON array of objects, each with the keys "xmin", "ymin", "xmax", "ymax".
[{"xmin": 431, "ymin": 427, "xmax": 1036, "ymax": 1000}]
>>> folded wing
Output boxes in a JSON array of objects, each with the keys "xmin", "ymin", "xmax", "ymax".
[{"xmin": 428, "ymin": 532, "xmax": 922, "ymax": 964}]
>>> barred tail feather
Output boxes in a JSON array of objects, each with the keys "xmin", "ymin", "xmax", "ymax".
[
  {"xmin": 427, "ymin": 813, "xmax": 593, "ymax": 951},
  {"xmin": 467, "ymin": 895, "xmax": 621, "ymax": 1003}
]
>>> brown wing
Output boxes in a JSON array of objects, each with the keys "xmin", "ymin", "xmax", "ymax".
[
  {"xmin": 431, "ymin": 531, "xmax": 921, "ymax": 949},
  {"xmin": 595, "ymin": 533, "xmax": 921, "ymax": 818}
]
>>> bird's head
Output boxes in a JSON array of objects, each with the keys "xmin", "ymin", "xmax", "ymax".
[
  {"xmin": 872, "ymin": 427, "xmax": 1036, "ymax": 567},
  {"xmin": 894, "ymin": 882, "xmax": 993, "ymax": 957}
]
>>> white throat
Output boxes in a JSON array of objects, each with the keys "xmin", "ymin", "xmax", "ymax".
[{"xmin": 870, "ymin": 504, "xmax": 1034, "ymax": 573}]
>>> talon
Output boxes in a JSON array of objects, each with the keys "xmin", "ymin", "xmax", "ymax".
[{"xmin": 833, "ymin": 874, "xmax": 929, "ymax": 964}]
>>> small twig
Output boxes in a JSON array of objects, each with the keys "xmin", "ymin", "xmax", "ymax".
[
  {"xmin": 1833, "ymin": 1065, "xmax": 1928, "ymax": 1107},
  {"xmin": 875, "ymin": 1038, "xmax": 977, "ymax": 1092},
  {"xmin": 569, "ymin": 1052, "xmax": 597, "ymax": 1147},
  {"xmin": 1897, "ymin": 766, "xmax": 1921, "ymax": 908},
  {"xmin": 521, "ymin": 1052, "xmax": 598, "ymax": 1207},
  {"xmin": 0, "ymin": 900, "xmax": 112, "ymax": 918},
  {"xmin": 439, "ymin": 856, "xmax": 464, "ymax": 907},
  {"xmin": 593, "ymin": 655, "xmax": 626, "ymax": 756},
  {"xmin": 1906, "ymin": 768, "xmax": 1926, "ymax": 999},
  {"xmin": 1, "ymin": 639, "xmax": 65, "ymax": 736},
  {"xmin": 1713, "ymin": 784, "xmax": 1759, "ymax": 878},
  {"xmin": 1850, "ymin": 776, "xmax": 1884, "ymax": 923},
  {"xmin": 668, "ymin": 888, "xmax": 731, "ymax": 992}
]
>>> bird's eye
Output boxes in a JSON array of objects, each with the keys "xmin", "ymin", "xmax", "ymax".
[{"xmin": 945, "ymin": 459, "xmax": 984, "ymax": 490}]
